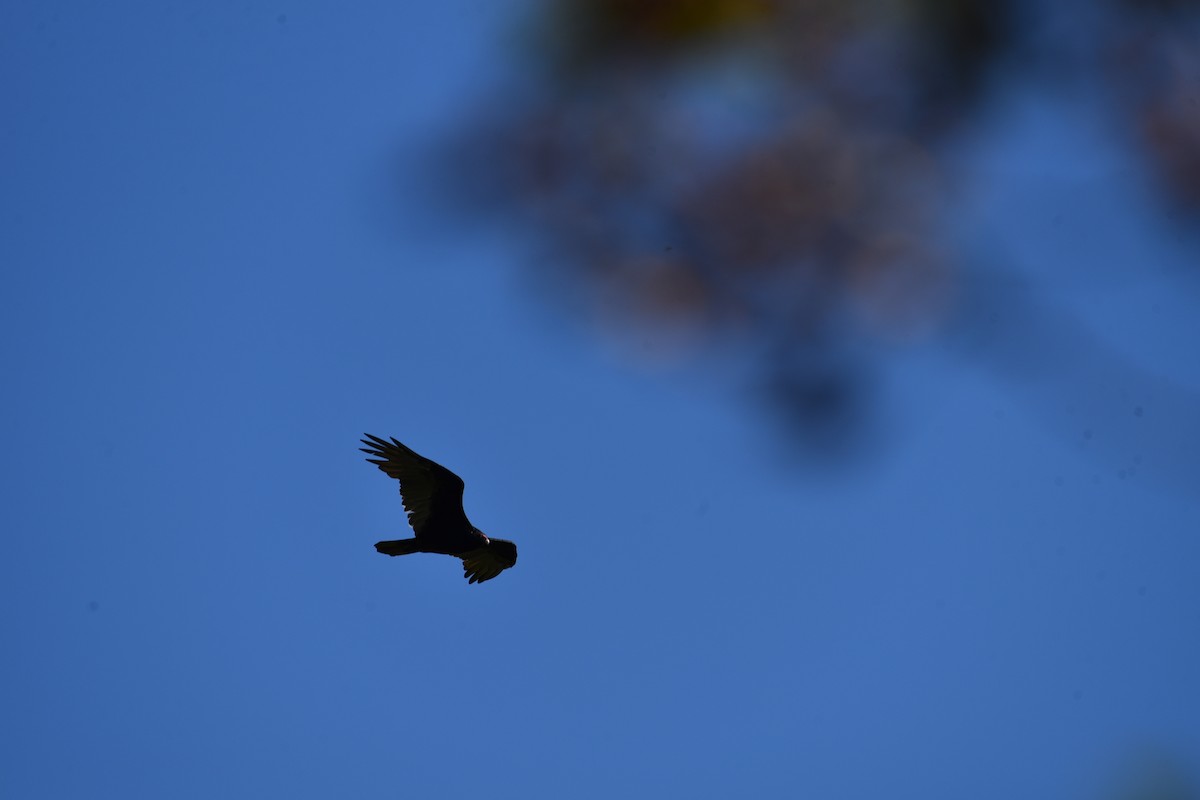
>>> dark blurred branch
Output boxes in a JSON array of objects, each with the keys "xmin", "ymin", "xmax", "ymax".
[{"xmin": 952, "ymin": 267, "xmax": 1200, "ymax": 492}]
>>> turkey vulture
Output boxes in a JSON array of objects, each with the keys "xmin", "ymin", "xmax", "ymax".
[{"xmin": 361, "ymin": 434, "xmax": 518, "ymax": 584}]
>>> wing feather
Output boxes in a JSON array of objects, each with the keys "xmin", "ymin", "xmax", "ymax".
[
  {"xmin": 460, "ymin": 543, "xmax": 517, "ymax": 584},
  {"xmin": 360, "ymin": 434, "xmax": 469, "ymax": 536}
]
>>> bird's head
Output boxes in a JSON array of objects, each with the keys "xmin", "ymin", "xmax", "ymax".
[{"xmin": 489, "ymin": 537, "xmax": 518, "ymax": 566}]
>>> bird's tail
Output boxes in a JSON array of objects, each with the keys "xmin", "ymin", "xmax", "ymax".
[{"xmin": 375, "ymin": 538, "xmax": 421, "ymax": 557}]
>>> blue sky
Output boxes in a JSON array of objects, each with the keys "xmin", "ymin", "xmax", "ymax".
[{"xmin": 2, "ymin": 2, "xmax": 1198, "ymax": 798}]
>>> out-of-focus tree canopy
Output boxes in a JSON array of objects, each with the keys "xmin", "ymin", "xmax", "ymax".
[{"xmin": 438, "ymin": 0, "xmax": 1200, "ymax": 461}]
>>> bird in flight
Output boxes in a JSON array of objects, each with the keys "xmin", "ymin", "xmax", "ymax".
[{"xmin": 361, "ymin": 434, "xmax": 518, "ymax": 584}]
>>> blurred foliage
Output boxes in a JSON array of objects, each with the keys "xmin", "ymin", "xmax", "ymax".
[
  {"xmin": 439, "ymin": 0, "xmax": 1200, "ymax": 454},
  {"xmin": 1108, "ymin": 751, "xmax": 1198, "ymax": 800},
  {"xmin": 1106, "ymin": 0, "xmax": 1200, "ymax": 211}
]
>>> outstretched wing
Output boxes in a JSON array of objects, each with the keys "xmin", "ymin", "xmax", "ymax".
[
  {"xmin": 360, "ymin": 434, "xmax": 469, "ymax": 536},
  {"xmin": 460, "ymin": 542, "xmax": 518, "ymax": 585}
]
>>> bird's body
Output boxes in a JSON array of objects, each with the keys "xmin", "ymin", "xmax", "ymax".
[{"xmin": 361, "ymin": 434, "xmax": 518, "ymax": 584}]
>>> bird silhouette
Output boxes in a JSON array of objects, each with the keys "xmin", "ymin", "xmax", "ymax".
[{"xmin": 361, "ymin": 434, "xmax": 518, "ymax": 584}]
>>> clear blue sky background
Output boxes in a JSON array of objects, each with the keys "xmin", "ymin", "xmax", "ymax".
[{"xmin": 2, "ymin": 2, "xmax": 1198, "ymax": 798}]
